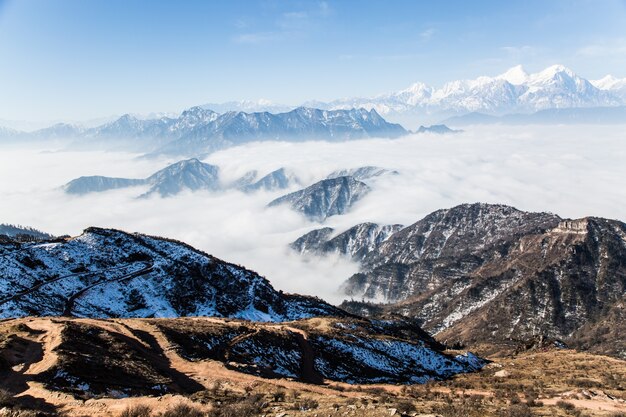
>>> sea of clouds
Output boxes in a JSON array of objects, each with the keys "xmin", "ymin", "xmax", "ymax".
[{"xmin": 1, "ymin": 124, "xmax": 625, "ymax": 303}]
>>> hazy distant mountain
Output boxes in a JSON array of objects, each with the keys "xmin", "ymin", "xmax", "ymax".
[
  {"xmin": 142, "ymin": 158, "xmax": 220, "ymax": 197},
  {"xmin": 442, "ymin": 106, "xmax": 626, "ymax": 126},
  {"xmin": 64, "ymin": 176, "xmax": 145, "ymax": 195},
  {"xmin": 311, "ymin": 65, "xmax": 626, "ymax": 125},
  {"xmin": 326, "ymin": 166, "xmax": 398, "ymax": 182},
  {"xmin": 242, "ymin": 168, "xmax": 300, "ymax": 192},
  {"xmin": 268, "ymin": 176, "xmax": 371, "ymax": 222},
  {"xmin": 0, "ymin": 224, "xmax": 53, "ymax": 241},
  {"xmin": 154, "ymin": 107, "xmax": 407, "ymax": 157},
  {"xmin": 64, "ymin": 158, "xmax": 219, "ymax": 197},
  {"xmin": 416, "ymin": 124, "xmax": 462, "ymax": 134},
  {"xmin": 291, "ymin": 222, "xmax": 403, "ymax": 262},
  {"xmin": 200, "ymin": 99, "xmax": 294, "ymax": 114}
]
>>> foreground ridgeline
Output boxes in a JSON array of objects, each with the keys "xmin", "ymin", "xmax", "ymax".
[
  {"xmin": 0, "ymin": 316, "xmax": 483, "ymax": 398},
  {"xmin": 0, "ymin": 227, "xmax": 344, "ymax": 320}
]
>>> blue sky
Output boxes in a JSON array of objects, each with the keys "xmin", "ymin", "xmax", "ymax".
[{"xmin": 1, "ymin": 0, "xmax": 625, "ymax": 121}]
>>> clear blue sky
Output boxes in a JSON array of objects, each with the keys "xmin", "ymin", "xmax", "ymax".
[{"xmin": 1, "ymin": 0, "xmax": 625, "ymax": 121}]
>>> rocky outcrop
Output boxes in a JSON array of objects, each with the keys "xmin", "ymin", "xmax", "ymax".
[{"xmin": 339, "ymin": 203, "xmax": 626, "ymax": 358}]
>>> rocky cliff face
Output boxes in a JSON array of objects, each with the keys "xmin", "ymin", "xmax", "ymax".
[
  {"xmin": 0, "ymin": 227, "xmax": 345, "ymax": 321},
  {"xmin": 291, "ymin": 222, "xmax": 403, "ymax": 262},
  {"xmin": 268, "ymin": 176, "xmax": 370, "ymax": 222},
  {"xmin": 339, "ymin": 204, "xmax": 626, "ymax": 358}
]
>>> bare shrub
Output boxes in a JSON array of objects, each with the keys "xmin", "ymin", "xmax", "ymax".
[
  {"xmin": 160, "ymin": 404, "xmax": 204, "ymax": 417},
  {"xmin": 120, "ymin": 405, "xmax": 152, "ymax": 417}
]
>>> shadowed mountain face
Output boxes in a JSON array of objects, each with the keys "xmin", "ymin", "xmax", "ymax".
[
  {"xmin": 0, "ymin": 227, "xmax": 345, "ymax": 321},
  {"xmin": 268, "ymin": 176, "xmax": 371, "ymax": 222},
  {"xmin": 337, "ymin": 203, "xmax": 626, "ymax": 358},
  {"xmin": 0, "ymin": 224, "xmax": 54, "ymax": 241},
  {"xmin": 63, "ymin": 158, "xmax": 219, "ymax": 197}
]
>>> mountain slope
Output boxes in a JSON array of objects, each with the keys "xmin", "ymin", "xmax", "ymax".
[
  {"xmin": 339, "ymin": 203, "xmax": 626, "ymax": 358},
  {"xmin": 155, "ymin": 107, "xmax": 407, "ymax": 156},
  {"xmin": 268, "ymin": 176, "xmax": 371, "ymax": 222},
  {"xmin": 64, "ymin": 176, "xmax": 146, "ymax": 195},
  {"xmin": 291, "ymin": 223, "xmax": 403, "ymax": 262},
  {"xmin": 0, "ymin": 227, "xmax": 345, "ymax": 320},
  {"xmin": 63, "ymin": 158, "xmax": 219, "ymax": 197},
  {"xmin": 142, "ymin": 158, "xmax": 220, "ymax": 197},
  {"xmin": 243, "ymin": 167, "xmax": 300, "ymax": 192},
  {"xmin": 326, "ymin": 166, "xmax": 398, "ymax": 182}
]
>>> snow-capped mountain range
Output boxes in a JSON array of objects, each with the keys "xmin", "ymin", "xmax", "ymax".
[{"xmin": 312, "ymin": 65, "xmax": 626, "ymax": 123}]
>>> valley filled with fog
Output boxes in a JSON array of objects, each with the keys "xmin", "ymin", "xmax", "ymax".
[{"xmin": 1, "ymin": 124, "xmax": 625, "ymax": 303}]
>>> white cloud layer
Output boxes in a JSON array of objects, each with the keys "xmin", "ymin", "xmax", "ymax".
[{"xmin": 1, "ymin": 124, "xmax": 625, "ymax": 303}]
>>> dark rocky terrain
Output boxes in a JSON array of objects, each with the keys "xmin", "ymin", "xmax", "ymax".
[
  {"xmin": 268, "ymin": 176, "xmax": 371, "ymax": 222},
  {"xmin": 336, "ymin": 203, "xmax": 626, "ymax": 358}
]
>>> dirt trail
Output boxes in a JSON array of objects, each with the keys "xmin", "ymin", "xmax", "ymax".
[
  {"xmin": 22, "ymin": 318, "xmax": 64, "ymax": 375},
  {"xmin": 118, "ymin": 319, "xmax": 360, "ymax": 397}
]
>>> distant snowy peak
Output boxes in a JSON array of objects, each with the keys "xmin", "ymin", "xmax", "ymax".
[
  {"xmin": 591, "ymin": 74, "xmax": 626, "ymax": 90},
  {"xmin": 496, "ymin": 65, "xmax": 529, "ymax": 85},
  {"xmin": 322, "ymin": 64, "xmax": 626, "ymax": 117}
]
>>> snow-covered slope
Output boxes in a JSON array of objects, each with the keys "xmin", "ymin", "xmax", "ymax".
[
  {"xmin": 142, "ymin": 158, "xmax": 220, "ymax": 197},
  {"xmin": 268, "ymin": 176, "xmax": 371, "ymax": 222},
  {"xmin": 242, "ymin": 167, "xmax": 300, "ymax": 192},
  {"xmin": 291, "ymin": 222, "xmax": 403, "ymax": 262},
  {"xmin": 326, "ymin": 166, "xmax": 398, "ymax": 182},
  {"xmin": 0, "ymin": 227, "xmax": 346, "ymax": 320}
]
